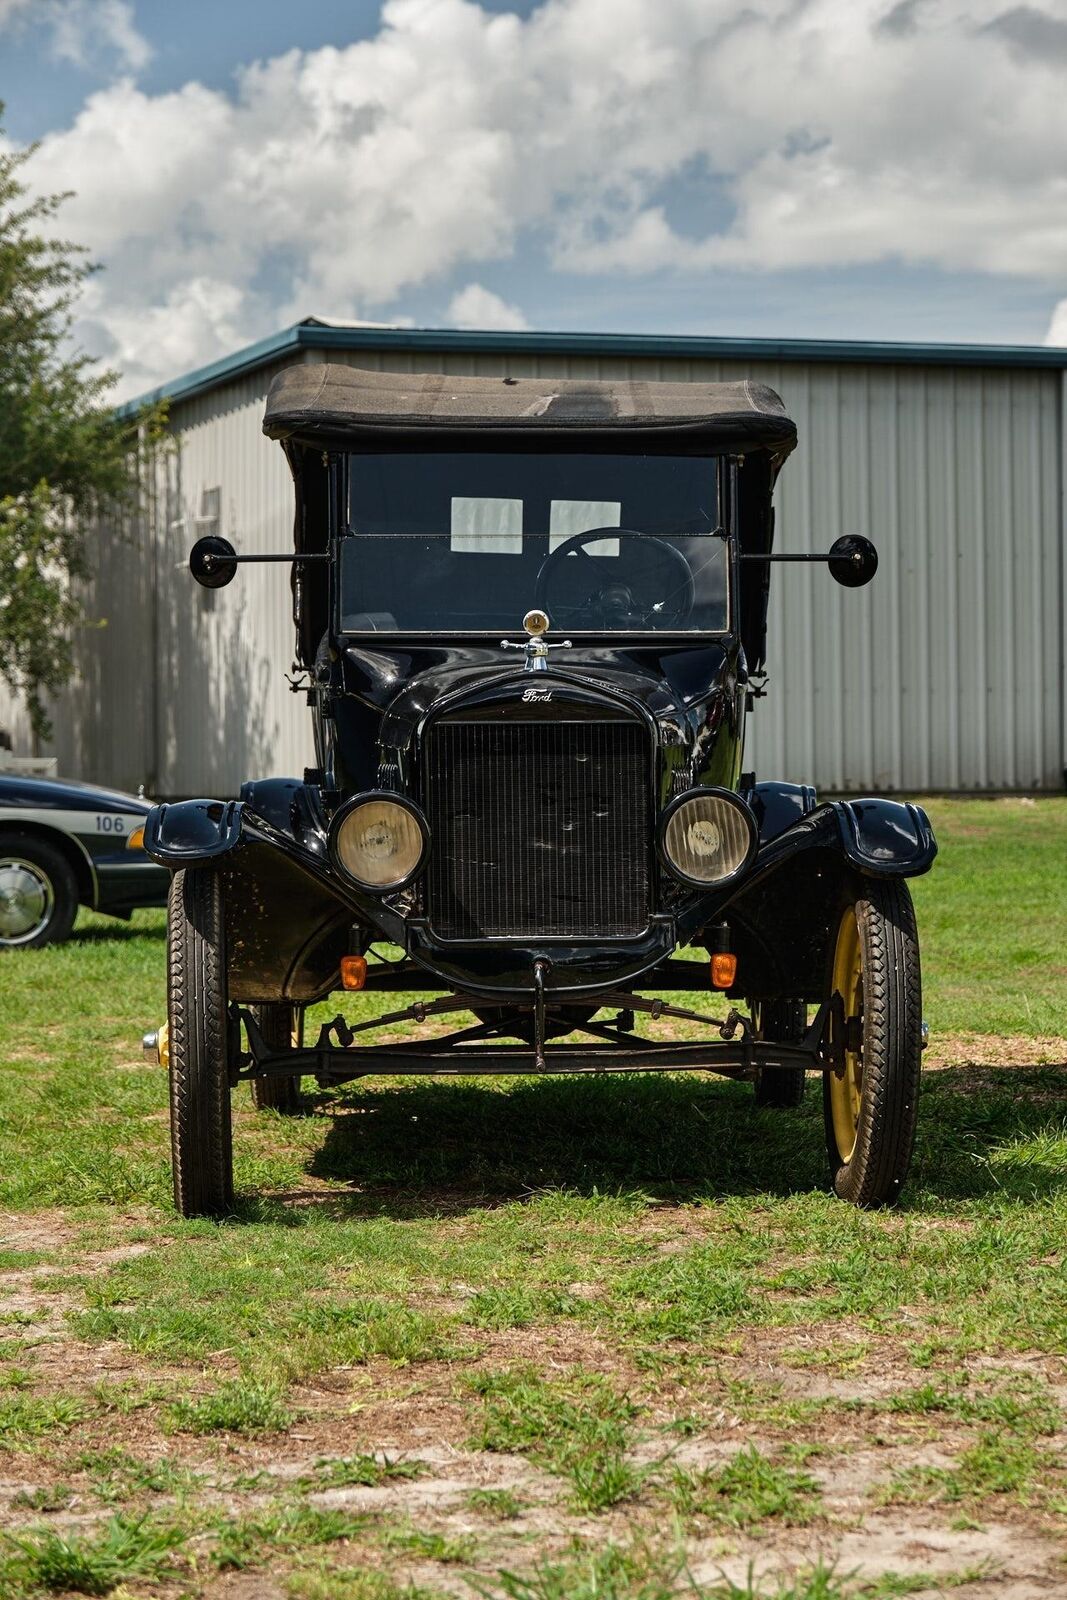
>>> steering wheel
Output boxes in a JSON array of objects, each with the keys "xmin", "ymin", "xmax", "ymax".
[{"xmin": 533, "ymin": 528, "xmax": 696, "ymax": 628}]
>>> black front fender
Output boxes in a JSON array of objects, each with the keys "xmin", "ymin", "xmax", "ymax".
[
  {"xmin": 676, "ymin": 793, "xmax": 936, "ymax": 999},
  {"xmin": 143, "ymin": 796, "xmax": 407, "ymax": 1002},
  {"xmin": 739, "ymin": 782, "xmax": 935, "ymax": 874},
  {"xmin": 143, "ymin": 798, "xmax": 244, "ymax": 863},
  {"xmin": 825, "ymin": 797, "xmax": 937, "ymax": 876},
  {"xmin": 676, "ymin": 793, "xmax": 937, "ymax": 932}
]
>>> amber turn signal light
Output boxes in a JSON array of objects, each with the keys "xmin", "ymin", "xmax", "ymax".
[
  {"xmin": 340, "ymin": 954, "xmax": 368, "ymax": 991},
  {"xmin": 710, "ymin": 952, "xmax": 737, "ymax": 989}
]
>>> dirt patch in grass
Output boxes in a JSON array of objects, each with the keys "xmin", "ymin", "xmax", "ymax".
[
  {"xmin": 0, "ymin": 1209, "xmax": 160, "ymax": 1262},
  {"xmin": 11, "ymin": 1409, "xmax": 1062, "ymax": 1596},
  {"xmin": 924, "ymin": 1034, "xmax": 1067, "ymax": 1069},
  {"xmin": 690, "ymin": 1516, "xmax": 1066, "ymax": 1598},
  {"xmin": 714, "ymin": 1324, "xmax": 919, "ymax": 1406},
  {"xmin": 2, "ymin": 1291, "xmax": 1066, "ymax": 1596},
  {"xmin": 0, "ymin": 1212, "xmax": 162, "ymax": 1359}
]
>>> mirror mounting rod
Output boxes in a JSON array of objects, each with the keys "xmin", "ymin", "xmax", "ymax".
[
  {"xmin": 739, "ymin": 534, "xmax": 878, "ymax": 589},
  {"xmin": 189, "ymin": 534, "xmax": 328, "ymax": 589}
]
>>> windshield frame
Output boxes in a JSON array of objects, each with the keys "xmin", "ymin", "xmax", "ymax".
[{"xmin": 334, "ymin": 446, "xmax": 734, "ymax": 644}]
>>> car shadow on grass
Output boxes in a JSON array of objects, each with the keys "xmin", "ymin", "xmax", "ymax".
[
  {"xmin": 261, "ymin": 1062, "xmax": 1067, "ymax": 1221},
  {"xmin": 244, "ymin": 1072, "xmax": 822, "ymax": 1219},
  {"xmin": 911, "ymin": 1061, "xmax": 1067, "ymax": 1204}
]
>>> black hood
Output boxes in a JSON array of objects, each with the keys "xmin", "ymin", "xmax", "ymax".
[{"xmin": 339, "ymin": 640, "xmax": 738, "ymax": 755}]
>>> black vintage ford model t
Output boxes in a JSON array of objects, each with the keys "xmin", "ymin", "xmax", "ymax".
[{"xmin": 143, "ymin": 365, "xmax": 936, "ymax": 1217}]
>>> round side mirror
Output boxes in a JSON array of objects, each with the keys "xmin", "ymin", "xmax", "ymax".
[
  {"xmin": 190, "ymin": 535, "xmax": 238, "ymax": 589},
  {"xmin": 828, "ymin": 534, "xmax": 878, "ymax": 588}
]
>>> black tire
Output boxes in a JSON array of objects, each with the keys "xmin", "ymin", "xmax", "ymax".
[
  {"xmin": 823, "ymin": 878, "xmax": 922, "ymax": 1208},
  {"xmin": 167, "ymin": 867, "xmax": 234, "ymax": 1217},
  {"xmin": 0, "ymin": 833, "xmax": 79, "ymax": 948},
  {"xmin": 752, "ymin": 999, "xmax": 808, "ymax": 1108},
  {"xmin": 249, "ymin": 1004, "xmax": 303, "ymax": 1113}
]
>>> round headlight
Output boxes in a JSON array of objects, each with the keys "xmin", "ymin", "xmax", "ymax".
[
  {"xmin": 330, "ymin": 793, "xmax": 428, "ymax": 891},
  {"xmin": 660, "ymin": 788, "xmax": 757, "ymax": 887}
]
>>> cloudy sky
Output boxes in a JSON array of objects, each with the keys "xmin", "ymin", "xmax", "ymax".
[{"xmin": 2, "ymin": 0, "xmax": 1066, "ymax": 400}]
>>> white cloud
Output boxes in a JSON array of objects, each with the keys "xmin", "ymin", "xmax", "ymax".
[
  {"xmin": 1044, "ymin": 297, "xmax": 1067, "ymax": 345},
  {"xmin": 0, "ymin": 0, "xmax": 150, "ymax": 71},
  {"xmin": 17, "ymin": 0, "xmax": 1067, "ymax": 395},
  {"xmin": 77, "ymin": 276, "xmax": 248, "ymax": 395},
  {"xmin": 52, "ymin": 0, "xmax": 151, "ymax": 71},
  {"xmin": 447, "ymin": 282, "xmax": 528, "ymax": 330}
]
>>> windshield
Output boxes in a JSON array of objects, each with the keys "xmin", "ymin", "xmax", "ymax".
[{"xmin": 339, "ymin": 451, "xmax": 727, "ymax": 634}]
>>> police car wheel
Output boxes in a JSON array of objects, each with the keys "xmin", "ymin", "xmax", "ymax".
[
  {"xmin": 167, "ymin": 866, "xmax": 234, "ymax": 1217},
  {"xmin": 249, "ymin": 1003, "xmax": 304, "ymax": 1113},
  {"xmin": 0, "ymin": 833, "xmax": 78, "ymax": 948}
]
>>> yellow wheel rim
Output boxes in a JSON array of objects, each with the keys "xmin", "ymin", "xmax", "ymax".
[{"xmin": 830, "ymin": 904, "xmax": 864, "ymax": 1162}]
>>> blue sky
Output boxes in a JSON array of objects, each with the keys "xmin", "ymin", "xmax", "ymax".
[
  {"xmin": 2, "ymin": 0, "xmax": 1065, "ymax": 398},
  {"xmin": 1, "ymin": 1, "xmax": 542, "ymax": 141}
]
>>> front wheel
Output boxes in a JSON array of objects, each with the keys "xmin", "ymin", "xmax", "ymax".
[
  {"xmin": 167, "ymin": 867, "xmax": 234, "ymax": 1217},
  {"xmin": 249, "ymin": 1004, "xmax": 304, "ymax": 1113},
  {"xmin": 823, "ymin": 879, "xmax": 922, "ymax": 1208},
  {"xmin": 752, "ymin": 1000, "xmax": 808, "ymax": 1108}
]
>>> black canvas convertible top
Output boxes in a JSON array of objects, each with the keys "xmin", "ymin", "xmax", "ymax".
[{"xmin": 263, "ymin": 363, "xmax": 798, "ymax": 456}]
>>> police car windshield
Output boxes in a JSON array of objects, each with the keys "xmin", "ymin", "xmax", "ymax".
[{"xmin": 339, "ymin": 451, "xmax": 727, "ymax": 635}]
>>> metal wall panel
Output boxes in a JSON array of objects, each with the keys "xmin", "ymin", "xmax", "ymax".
[
  {"xmin": 752, "ymin": 362, "xmax": 1063, "ymax": 792},
  {"xmin": 147, "ymin": 361, "xmax": 317, "ymax": 795},
  {"xmin": 2, "ymin": 492, "xmax": 158, "ymax": 791},
  {"xmin": 13, "ymin": 344, "xmax": 1064, "ymax": 795}
]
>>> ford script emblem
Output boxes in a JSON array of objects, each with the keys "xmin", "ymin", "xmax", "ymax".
[{"xmin": 522, "ymin": 687, "xmax": 553, "ymax": 703}]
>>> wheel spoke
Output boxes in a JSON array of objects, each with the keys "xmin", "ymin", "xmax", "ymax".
[{"xmin": 829, "ymin": 904, "xmax": 864, "ymax": 1163}]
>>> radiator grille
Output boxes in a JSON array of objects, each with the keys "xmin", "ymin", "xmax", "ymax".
[{"xmin": 423, "ymin": 718, "xmax": 650, "ymax": 939}]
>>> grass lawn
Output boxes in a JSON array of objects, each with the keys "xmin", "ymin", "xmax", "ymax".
[{"xmin": 0, "ymin": 795, "xmax": 1064, "ymax": 1598}]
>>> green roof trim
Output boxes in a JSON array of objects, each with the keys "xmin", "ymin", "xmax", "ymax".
[{"xmin": 116, "ymin": 320, "xmax": 1067, "ymax": 416}]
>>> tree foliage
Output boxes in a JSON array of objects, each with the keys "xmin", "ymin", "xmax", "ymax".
[{"xmin": 0, "ymin": 106, "xmax": 154, "ymax": 740}]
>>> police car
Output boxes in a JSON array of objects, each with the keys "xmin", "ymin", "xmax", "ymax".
[{"xmin": 0, "ymin": 768, "xmax": 168, "ymax": 948}]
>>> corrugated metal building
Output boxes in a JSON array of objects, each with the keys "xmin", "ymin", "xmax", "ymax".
[{"xmin": 3, "ymin": 322, "xmax": 1064, "ymax": 794}]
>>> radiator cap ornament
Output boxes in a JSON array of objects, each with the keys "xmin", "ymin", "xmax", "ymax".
[{"xmin": 500, "ymin": 610, "xmax": 572, "ymax": 672}]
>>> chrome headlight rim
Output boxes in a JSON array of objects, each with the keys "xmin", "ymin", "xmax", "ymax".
[
  {"xmin": 657, "ymin": 786, "xmax": 758, "ymax": 890},
  {"xmin": 328, "ymin": 790, "xmax": 430, "ymax": 894}
]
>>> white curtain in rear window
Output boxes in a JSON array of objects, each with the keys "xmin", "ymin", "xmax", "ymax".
[
  {"xmin": 548, "ymin": 500, "xmax": 621, "ymax": 555},
  {"xmin": 450, "ymin": 496, "xmax": 523, "ymax": 553}
]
